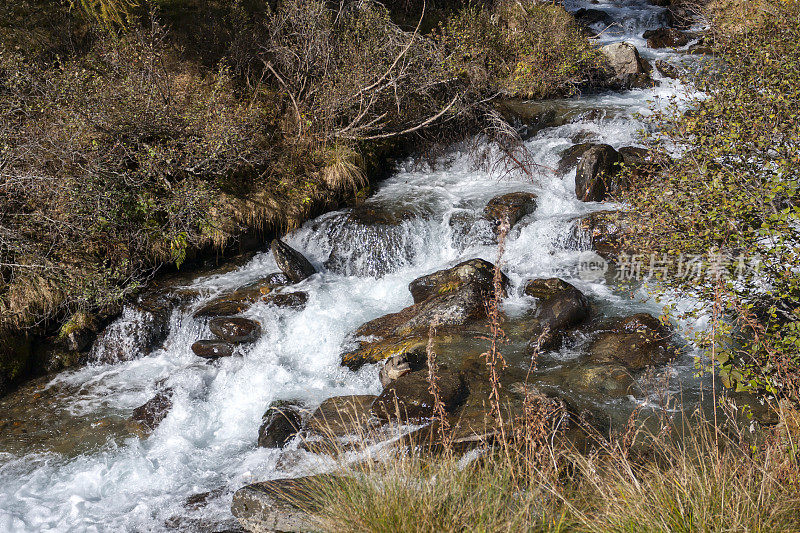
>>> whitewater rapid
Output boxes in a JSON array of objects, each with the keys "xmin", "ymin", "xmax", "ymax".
[{"xmin": 0, "ymin": 1, "xmax": 708, "ymax": 531}]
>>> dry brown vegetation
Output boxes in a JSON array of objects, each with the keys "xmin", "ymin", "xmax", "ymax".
[{"xmin": 0, "ymin": 0, "xmax": 606, "ymax": 390}]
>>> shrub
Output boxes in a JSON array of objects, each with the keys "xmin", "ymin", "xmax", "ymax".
[
  {"xmin": 619, "ymin": 0, "xmax": 800, "ymax": 396},
  {"xmin": 439, "ymin": 0, "xmax": 603, "ymax": 99}
]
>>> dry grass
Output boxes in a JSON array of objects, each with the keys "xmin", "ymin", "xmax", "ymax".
[{"xmin": 300, "ymin": 402, "xmax": 800, "ymax": 533}]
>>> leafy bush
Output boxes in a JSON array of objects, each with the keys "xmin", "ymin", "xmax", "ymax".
[
  {"xmin": 439, "ymin": 0, "xmax": 603, "ymax": 99},
  {"xmin": 621, "ymin": 0, "xmax": 800, "ymax": 396}
]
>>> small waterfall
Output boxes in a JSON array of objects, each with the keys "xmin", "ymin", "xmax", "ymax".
[{"xmin": 0, "ymin": 1, "xmax": 710, "ymax": 531}]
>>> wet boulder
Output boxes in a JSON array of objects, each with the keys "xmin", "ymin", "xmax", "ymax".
[
  {"xmin": 655, "ymin": 59, "xmax": 681, "ymax": 79},
  {"xmin": 302, "ymin": 395, "xmax": 377, "ymax": 445},
  {"xmin": 522, "ymin": 278, "xmax": 590, "ymax": 353},
  {"xmin": 588, "ymin": 313, "xmax": 678, "ymax": 371},
  {"xmin": 89, "ymin": 304, "xmax": 170, "ymax": 364},
  {"xmin": 573, "ymin": 8, "xmax": 616, "ymax": 34},
  {"xmin": 600, "ymin": 42, "xmax": 652, "ymax": 89},
  {"xmin": 574, "ymin": 8, "xmax": 614, "ymax": 27},
  {"xmin": 343, "ymin": 259, "xmax": 507, "ymax": 369},
  {"xmin": 575, "ymin": 210, "xmax": 627, "ymax": 259},
  {"xmin": 575, "ymin": 144, "xmax": 624, "ymax": 201},
  {"xmin": 643, "ymin": 27, "xmax": 689, "ymax": 48},
  {"xmin": 558, "ymin": 142, "xmax": 594, "ymax": 175},
  {"xmin": 232, "ymin": 476, "xmax": 329, "ymax": 533},
  {"xmin": 372, "ymin": 368, "xmax": 468, "ymax": 422},
  {"xmin": 191, "ymin": 340, "xmax": 234, "ymax": 359},
  {"xmin": 130, "ymin": 388, "xmax": 173, "ymax": 432},
  {"xmin": 483, "ymin": 192, "xmax": 537, "ymax": 232},
  {"xmin": 379, "ymin": 354, "xmax": 413, "ymax": 387},
  {"xmin": 193, "ymin": 277, "xmax": 291, "ymax": 318},
  {"xmin": 209, "ymin": 317, "xmax": 261, "ymax": 344},
  {"xmin": 262, "ymin": 291, "xmax": 308, "ymax": 309},
  {"xmin": 271, "ymin": 239, "xmax": 317, "ymax": 283},
  {"xmin": 524, "ymin": 278, "xmax": 590, "ymax": 331},
  {"xmin": 408, "ymin": 258, "xmax": 505, "ymax": 305},
  {"xmin": 343, "ymin": 335, "xmax": 428, "ymax": 370},
  {"xmin": 258, "ymin": 401, "xmax": 305, "ymax": 448}
]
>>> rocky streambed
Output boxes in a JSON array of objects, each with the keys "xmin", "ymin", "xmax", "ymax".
[{"xmin": 0, "ymin": 1, "xmax": 740, "ymax": 531}]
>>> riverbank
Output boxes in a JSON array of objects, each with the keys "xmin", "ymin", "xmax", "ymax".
[
  {"xmin": 2, "ymin": 0, "xmax": 795, "ymax": 531},
  {"xmin": 0, "ymin": 0, "xmax": 614, "ymax": 395}
]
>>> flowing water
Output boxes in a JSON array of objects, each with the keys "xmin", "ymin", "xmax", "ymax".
[{"xmin": 0, "ymin": 2, "xmax": 719, "ymax": 531}]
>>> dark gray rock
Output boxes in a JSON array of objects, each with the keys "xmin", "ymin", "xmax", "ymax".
[
  {"xmin": 575, "ymin": 144, "xmax": 624, "ymax": 201},
  {"xmin": 209, "ymin": 317, "xmax": 261, "ymax": 344},
  {"xmin": 483, "ymin": 192, "xmax": 537, "ymax": 232},
  {"xmin": 130, "ymin": 388, "xmax": 173, "ymax": 432},
  {"xmin": 573, "ymin": 8, "xmax": 615, "ymax": 29},
  {"xmin": 191, "ymin": 340, "xmax": 235, "ymax": 359},
  {"xmin": 558, "ymin": 143, "xmax": 594, "ymax": 175},
  {"xmin": 258, "ymin": 401, "xmax": 305, "ymax": 448},
  {"xmin": 372, "ymin": 368, "xmax": 468, "ymax": 422},
  {"xmin": 589, "ymin": 313, "xmax": 678, "ymax": 371},
  {"xmin": 644, "ymin": 27, "xmax": 690, "ymax": 49},
  {"xmin": 232, "ymin": 476, "xmax": 332, "ymax": 533},
  {"xmin": 271, "ymin": 239, "xmax": 317, "ymax": 283},
  {"xmin": 523, "ymin": 278, "xmax": 590, "ymax": 353},
  {"xmin": 524, "ymin": 278, "xmax": 590, "ymax": 331}
]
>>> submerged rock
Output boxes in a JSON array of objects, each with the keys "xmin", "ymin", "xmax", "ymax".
[
  {"xmin": 209, "ymin": 317, "xmax": 261, "ymax": 344},
  {"xmin": 323, "ymin": 204, "xmax": 425, "ymax": 278},
  {"xmin": 258, "ymin": 401, "xmax": 305, "ymax": 448},
  {"xmin": 575, "ymin": 144, "xmax": 624, "ymax": 201},
  {"xmin": 566, "ymin": 363, "xmax": 638, "ymax": 398},
  {"xmin": 644, "ymin": 27, "xmax": 689, "ymax": 49},
  {"xmin": 372, "ymin": 368, "xmax": 468, "ymax": 422},
  {"xmin": 447, "ymin": 211, "xmax": 497, "ymax": 251},
  {"xmin": 483, "ymin": 192, "xmax": 537, "ymax": 232},
  {"xmin": 232, "ymin": 476, "xmax": 330, "ymax": 533},
  {"xmin": 130, "ymin": 388, "xmax": 173, "ymax": 432},
  {"xmin": 589, "ymin": 313, "xmax": 678, "ymax": 371},
  {"xmin": 191, "ymin": 340, "xmax": 235, "ymax": 359},
  {"xmin": 600, "ymin": 42, "xmax": 652, "ymax": 89},
  {"xmin": 271, "ymin": 239, "xmax": 317, "ymax": 283}
]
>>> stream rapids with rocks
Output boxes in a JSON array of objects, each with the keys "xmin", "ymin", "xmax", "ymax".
[{"xmin": 0, "ymin": 1, "xmax": 746, "ymax": 531}]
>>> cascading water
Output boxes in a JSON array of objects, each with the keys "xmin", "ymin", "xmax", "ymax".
[{"xmin": 0, "ymin": 1, "xmax": 715, "ymax": 531}]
